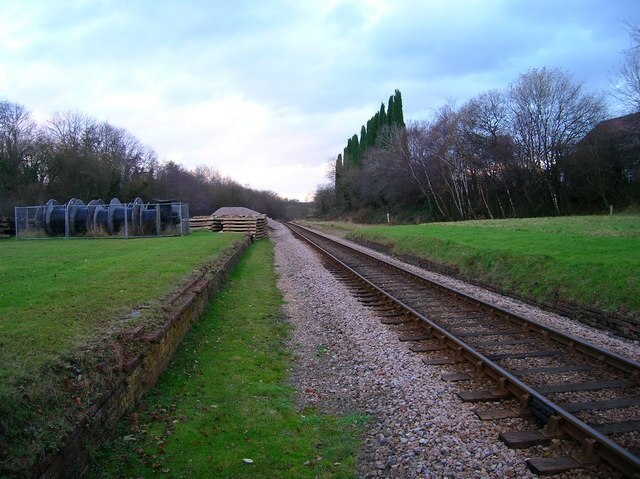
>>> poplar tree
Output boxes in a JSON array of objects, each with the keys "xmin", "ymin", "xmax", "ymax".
[
  {"xmin": 351, "ymin": 134, "xmax": 360, "ymax": 165},
  {"xmin": 366, "ymin": 119, "xmax": 373, "ymax": 147},
  {"xmin": 394, "ymin": 89, "xmax": 405, "ymax": 125},
  {"xmin": 379, "ymin": 103, "xmax": 387, "ymax": 125},
  {"xmin": 335, "ymin": 153, "xmax": 343, "ymax": 197},
  {"xmin": 372, "ymin": 112, "xmax": 380, "ymax": 144},
  {"xmin": 387, "ymin": 95, "xmax": 395, "ymax": 125}
]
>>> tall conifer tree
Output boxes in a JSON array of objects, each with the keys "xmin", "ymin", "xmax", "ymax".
[
  {"xmin": 394, "ymin": 89, "xmax": 405, "ymax": 125},
  {"xmin": 372, "ymin": 112, "xmax": 380, "ymax": 144},
  {"xmin": 343, "ymin": 145, "xmax": 349, "ymax": 168},
  {"xmin": 351, "ymin": 134, "xmax": 360, "ymax": 164}
]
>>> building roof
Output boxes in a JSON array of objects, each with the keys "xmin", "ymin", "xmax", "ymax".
[
  {"xmin": 591, "ymin": 112, "xmax": 640, "ymax": 137},
  {"xmin": 212, "ymin": 206, "xmax": 264, "ymax": 217}
]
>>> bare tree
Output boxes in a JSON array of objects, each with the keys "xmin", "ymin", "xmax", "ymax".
[
  {"xmin": 0, "ymin": 98, "xmax": 295, "ymax": 219},
  {"xmin": 0, "ymin": 100, "xmax": 37, "ymax": 208},
  {"xmin": 399, "ymin": 108, "xmax": 472, "ymax": 221},
  {"xmin": 43, "ymin": 111, "xmax": 96, "ymax": 199},
  {"xmin": 313, "ymin": 183, "xmax": 336, "ymax": 216},
  {"xmin": 360, "ymin": 124, "xmax": 416, "ymax": 208},
  {"xmin": 405, "ymin": 120, "xmax": 448, "ymax": 218},
  {"xmin": 611, "ymin": 21, "xmax": 640, "ymax": 113},
  {"xmin": 507, "ymin": 67, "xmax": 607, "ymax": 214},
  {"xmin": 458, "ymin": 91, "xmax": 517, "ymax": 218},
  {"xmin": 193, "ymin": 164, "xmax": 222, "ymax": 184},
  {"xmin": 431, "ymin": 104, "xmax": 472, "ymax": 219}
]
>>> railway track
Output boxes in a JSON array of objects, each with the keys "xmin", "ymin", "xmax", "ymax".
[{"xmin": 285, "ymin": 222, "xmax": 640, "ymax": 477}]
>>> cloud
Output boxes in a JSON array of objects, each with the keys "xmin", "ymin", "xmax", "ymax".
[{"xmin": 0, "ymin": 0, "xmax": 636, "ymax": 200}]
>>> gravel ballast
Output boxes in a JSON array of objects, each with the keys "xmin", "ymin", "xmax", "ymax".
[{"xmin": 271, "ymin": 221, "xmax": 634, "ymax": 478}]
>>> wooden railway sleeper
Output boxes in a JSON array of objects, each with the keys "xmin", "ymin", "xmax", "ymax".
[{"xmin": 518, "ymin": 422, "xmax": 601, "ymax": 475}]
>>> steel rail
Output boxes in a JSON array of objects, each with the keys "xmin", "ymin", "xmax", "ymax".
[{"xmin": 286, "ymin": 222, "xmax": 640, "ymax": 477}]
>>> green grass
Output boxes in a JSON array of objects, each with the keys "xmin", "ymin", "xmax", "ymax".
[
  {"xmin": 344, "ymin": 215, "xmax": 640, "ymax": 317},
  {"xmin": 0, "ymin": 231, "xmax": 242, "ymax": 384},
  {"xmin": 298, "ymin": 220, "xmax": 361, "ymax": 238},
  {"xmin": 91, "ymin": 240, "xmax": 362, "ymax": 478},
  {"xmin": 0, "ymin": 231, "xmax": 243, "ymax": 474}
]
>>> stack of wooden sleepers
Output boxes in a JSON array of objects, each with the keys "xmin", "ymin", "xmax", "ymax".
[
  {"xmin": 215, "ymin": 215, "xmax": 267, "ymax": 239},
  {"xmin": 189, "ymin": 215, "xmax": 215, "ymax": 231},
  {"xmin": 0, "ymin": 217, "xmax": 15, "ymax": 237},
  {"xmin": 213, "ymin": 207, "xmax": 268, "ymax": 239},
  {"xmin": 190, "ymin": 207, "xmax": 268, "ymax": 239}
]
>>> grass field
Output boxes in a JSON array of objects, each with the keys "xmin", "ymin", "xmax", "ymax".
[
  {"xmin": 0, "ymin": 231, "xmax": 243, "ymax": 473},
  {"xmin": 0, "ymin": 231, "xmax": 243, "ymax": 384},
  {"xmin": 307, "ymin": 216, "xmax": 640, "ymax": 318},
  {"xmin": 91, "ymin": 239, "xmax": 362, "ymax": 478}
]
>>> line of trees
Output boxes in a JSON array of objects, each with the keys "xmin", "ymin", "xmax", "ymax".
[
  {"xmin": 315, "ymin": 23, "xmax": 640, "ymax": 221},
  {"xmin": 398, "ymin": 67, "xmax": 614, "ymax": 220},
  {"xmin": 0, "ymin": 103, "xmax": 301, "ymax": 218},
  {"xmin": 318, "ymin": 72, "xmax": 638, "ymax": 221},
  {"xmin": 317, "ymin": 24, "xmax": 640, "ymax": 222}
]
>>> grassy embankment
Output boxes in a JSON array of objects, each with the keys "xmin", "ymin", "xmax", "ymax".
[
  {"xmin": 0, "ymin": 231, "xmax": 243, "ymax": 472},
  {"xmin": 91, "ymin": 239, "xmax": 362, "ymax": 478},
  {"xmin": 304, "ymin": 216, "xmax": 640, "ymax": 318}
]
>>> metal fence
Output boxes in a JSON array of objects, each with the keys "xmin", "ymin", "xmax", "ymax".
[{"xmin": 14, "ymin": 198, "xmax": 190, "ymax": 239}]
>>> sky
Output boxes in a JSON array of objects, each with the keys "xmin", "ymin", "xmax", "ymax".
[{"xmin": 1, "ymin": 0, "xmax": 637, "ymax": 201}]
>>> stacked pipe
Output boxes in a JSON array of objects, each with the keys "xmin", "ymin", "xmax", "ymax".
[{"xmin": 33, "ymin": 197, "xmax": 179, "ymax": 237}]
